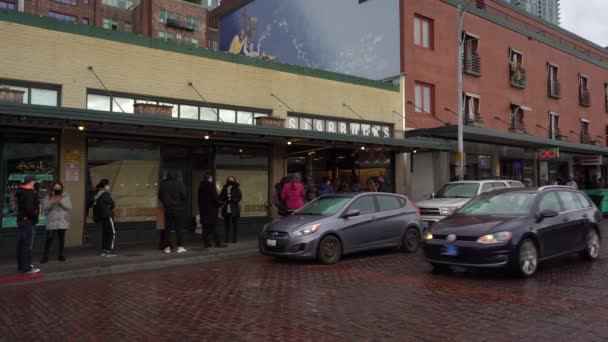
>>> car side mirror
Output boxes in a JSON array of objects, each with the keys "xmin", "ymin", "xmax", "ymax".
[
  {"xmin": 537, "ymin": 209, "xmax": 558, "ymax": 223},
  {"xmin": 342, "ymin": 209, "xmax": 360, "ymax": 218}
]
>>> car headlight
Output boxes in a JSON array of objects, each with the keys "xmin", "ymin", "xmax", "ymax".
[
  {"xmin": 439, "ymin": 207, "xmax": 457, "ymax": 216},
  {"xmin": 424, "ymin": 231, "xmax": 434, "ymax": 240},
  {"xmin": 292, "ymin": 224, "xmax": 321, "ymax": 236},
  {"xmin": 477, "ymin": 231, "xmax": 512, "ymax": 244}
]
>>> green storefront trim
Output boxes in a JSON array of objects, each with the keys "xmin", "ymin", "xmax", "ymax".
[
  {"xmin": 0, "ymin": 10, "xmax": 399, "ymax": 92},
  {"xmin": 0, "ymin": 104, "xmax": 454, "ymax": 151}
]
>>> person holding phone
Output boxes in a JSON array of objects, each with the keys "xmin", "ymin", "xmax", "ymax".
[{"xmin": 41, "ymin": 181, "xmax": 72, "ymax": 263}]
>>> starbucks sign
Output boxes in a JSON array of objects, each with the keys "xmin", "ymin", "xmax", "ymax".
[{"xmin": 286, "ymin": 114, "xmax": 392, "ymax": 138}]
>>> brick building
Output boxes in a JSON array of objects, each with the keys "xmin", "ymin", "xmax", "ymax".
[
  {"xmin": 401, "ymin": 0, "xmax": 608, "ymax": 200},
  {"xmin": 3, "ymin": 0, "xmax": 218, "ymax": 48}
]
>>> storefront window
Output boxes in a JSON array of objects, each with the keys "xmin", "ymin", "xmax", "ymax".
[
  {"xmin": 87, "ymin": 139, "xmax": 160, "ymax": 223},
  {"xmin": 215, "ymin": 147, "xmax": 269, "ymax": 217},
  {"xmin": 2, "ymin": 137, "xmax": 58, "ymax": 228}
]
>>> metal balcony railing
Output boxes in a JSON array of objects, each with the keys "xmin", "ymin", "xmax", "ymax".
[
  {"xmin": 165, "ymin": 16, "xmax": 199, "ymax": 31},
  {"xmin": 510, "ymin": 123, "xmax": 527, "ymax": 134},
  {"xmin": 581, "ymin": 134, "xmax": 594, "ymax": 145},
  {"xmin": 463, "ymin": 54, "xmax": 482, "ymax": 76},
  {"xmin": 579, "ymin": 89, "xmax": 591, "ymax": 107},
  {"xmin": 548, "ymin": 79, "xmax": 561, "ymax": 98},
  {"xmin": 550, "ymin": 129, "xmax": 564, "ymax": 141},
  {"xmin": 509, "ymin": 67, "xmax": 527, "ymax": 88}
]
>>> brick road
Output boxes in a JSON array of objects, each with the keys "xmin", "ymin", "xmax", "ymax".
[{"xmin": 1, "ymin": 245, "xmax": 608, "ymax": 341}]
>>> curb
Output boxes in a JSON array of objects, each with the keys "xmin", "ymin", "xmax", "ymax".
[{"xmin": 0, "ymin": 248, "xmax": 259, "ymax": 287}]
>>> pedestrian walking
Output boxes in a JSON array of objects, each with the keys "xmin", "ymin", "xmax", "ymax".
[
  {"xmin": 198, "ymin": 173, "xmax": 227, "ymax": 249},
  {"xmin": 566, "ymin": 176, "xmax": 578, "ymax": 189},
  {"xmin": 281, "ymin": 175, "xmax": 305, "ymax": 211},
  {"xmin": 158, "ymin": 169, "xmax": 188, "ymax": 254},
  {"xmin": 317, "ymin": 177, "xmax": 334, "ymax": 197},
  {"xmin": 41, "ymin": 181, "xmax": 71, "ymax": 263},
  {"xmin": 93, "ymin": 179, "xmax": 116, "ymax": 257},
  {"xmin": 15, "ymin": 175, "xmax": 41, "ymax": 274},
  {"xmin": 219, "ymin": 176, "xmax": 242, "ymax": 244}
]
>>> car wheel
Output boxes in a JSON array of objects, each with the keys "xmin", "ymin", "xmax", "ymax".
[
  {"xmin": 515, "ymin": 239, "xmax": 538, "ymax": 277},
  {"xmin": 579, "ymin": 229, "xmax": 600, "ymax": 261},
  {"xmin": 401, "ymin": 227, "xmax": 421, "ymax": 253},
  {"xmin": 317, "ymin": 236, "xmax": 342, "ymax": 265}
]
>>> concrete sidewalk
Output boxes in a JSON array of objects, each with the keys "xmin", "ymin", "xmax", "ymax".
[{"xmin": 0, "ymin": 238, "xmax": 259, "ymax": 285}]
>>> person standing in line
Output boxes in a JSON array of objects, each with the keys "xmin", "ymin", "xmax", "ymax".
[
  {"xmin": 377, "ymin": 176, "xmax": 392, "ymax": 193},
  {"xmin": 198, "ymin": 173, "xmax": 227, "ymax": 249},
  {"xmin": 317, "ymin": 177, "xmax": 334, "ymax": 197},
  {"xmin": 366, "ymin": 177, "xmax": 378, "ymax": 192},
  {"xmin": 93, "ymin": 179, "xmax": 117, "ymax": 257},
  {"xmin": 16, "ymin": 175, "xmax": 41, "ymax": 274},
  {"xmin": 41, "ymin": 181, "xmax": 71, "ymax": 263},
  {"xmin": 219, "ymin": 176, "xmax": 242, "ymax": 244},
  {"xmin": 281, "ymin": 175, "xmax": 305, "ymax": 212},
  {"xmin": 274, "ymin": 177, "xmax": 289, "ymax": 216},
  {"xmin": 158, "ymin": 169, "xmax": 188, "ymax": 254},
  {"xmin": 566, "ymin": 176, "xmax": 578, "ymax": 189}
]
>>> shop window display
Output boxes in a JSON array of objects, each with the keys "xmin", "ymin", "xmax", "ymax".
[
  {"xmin": 87, "ymin": 139, "xmax": 160, "ymax": 223},
  {"xmin": 2, "ymin": 137, "xmax": 58, "ymax": 228}
]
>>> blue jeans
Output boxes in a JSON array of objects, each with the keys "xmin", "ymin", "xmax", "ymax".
[{"xmin": 17, "ymin": 223, "xmax": 36, "ymax": 272}]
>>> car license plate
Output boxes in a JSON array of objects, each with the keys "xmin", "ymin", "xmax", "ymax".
[
  {"xmin": 443, "ymin": 245, "xmax": 458, "ymax": 256},
  {"xmin": 266, "ymin": 239, "xmax": 277, "ymax": 247}
]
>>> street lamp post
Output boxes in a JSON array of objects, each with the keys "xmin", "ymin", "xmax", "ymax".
[{"xmin": 456, "ymin": 0, "xmax": 473, "ymax": 180}]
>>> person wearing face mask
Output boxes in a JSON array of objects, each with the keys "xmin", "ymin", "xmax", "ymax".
[
  {"xmin": 198, "ymin": 173, "xmax": 226, "ymax": 249},
  {"xmin": 93, "ymin": 179, "xmax": 117, "ymax": 257},
  {"xmin": 41, "ymin": 181, "xmax": 72, "ymax": 263},
  {"xmin": 219, "ymin": 176, "xmax": 242, "ymax": 244}
]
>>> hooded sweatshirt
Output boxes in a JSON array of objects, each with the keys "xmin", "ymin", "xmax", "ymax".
[
  {"xmin": 93, "ymin": 189, "xmax": 115, "ymax": 222},
  {"xmin": 158, "ymin": 170, "xmax": 187, "ymax": 211}
]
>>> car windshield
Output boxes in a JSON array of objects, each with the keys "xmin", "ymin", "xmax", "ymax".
[
  {"xmin": 434, "ymin": 183, "xmax": 480, "ymax": 198},
  {"xmin": 456, "ymin": 192, "xmax": 537, "ymax": 216},
  {"xmin": 295, "ymin": 196, "xmax": 352, "ymax": 216}
]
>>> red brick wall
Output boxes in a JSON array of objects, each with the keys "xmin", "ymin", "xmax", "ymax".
[
  {"xmin": 402, "ymin": 0, "xmax": 608, "ymax": 146},
  {"xmin": 151, "ymin": 0, "xmax": 208, "ymax": 46},
  {"xmin": 26, "ymin": 0, "xmax": 95, "ymax": 24}
]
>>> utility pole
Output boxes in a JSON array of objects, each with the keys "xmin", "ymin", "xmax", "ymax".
[{"xmin": 456, "ymin": 0, "xmax": 473, "ymax": 180}]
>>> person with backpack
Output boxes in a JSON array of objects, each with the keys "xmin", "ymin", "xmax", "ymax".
[
  {"xmin": 219, "ymin": 176, "xmax": 242, "ymax": 244},
  {"xmin": 158, "ymin": 169, "xmax": 188, "ymax": 254},
  {"xmin": 41, "ymin": 181, "xmax": 71, "ymax": 263},
  {"xmin": 15, "ymin": 175, "xmax": 41, "ymax": 274},
  {"xmin": 93, "ymin": 179, "xmax": 116, "ymax": 257},
  {"xmin": 281, "ymin": 175, "xmax": 305, "ymax": 211}
]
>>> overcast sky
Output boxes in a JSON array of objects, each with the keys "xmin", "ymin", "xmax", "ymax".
[{"xmin": 560, "ymin": 0, "xmax": 608, "ymax": 47}]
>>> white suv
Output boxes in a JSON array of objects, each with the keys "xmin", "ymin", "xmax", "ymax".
[{"xmin": 417, "ymin": 180, "xmax": 525, "ymax": 226}]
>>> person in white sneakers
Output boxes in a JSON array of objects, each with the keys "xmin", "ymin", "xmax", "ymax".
[{"xmin": 158, "ymin": 169, "xmax": 187, "ymax": 254}]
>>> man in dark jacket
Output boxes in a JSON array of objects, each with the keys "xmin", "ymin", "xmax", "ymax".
[
  {"xmin": 198, "ymin": 173, "xmax": 226, "ymax": 248},
  {"xmin": 16, "ymin": 175, "xmax": 40, "ymax": 274},
  {"xmin": 93, "ymin": 179, "xmax": 116, "ymax": 257},
  {"xmin": 219, "ymin": 176, "xmax": 242, "ymax": 243},
  {"xmin": 158, "ymin": 169, "xmax": 188, "ymax": 254}
]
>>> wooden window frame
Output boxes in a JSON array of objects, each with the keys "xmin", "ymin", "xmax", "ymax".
[
  {"xmin": 413, "ymin": 14, "xmax": 434, "ymax": 50},
  {"xmin": 414, "ymin": 82, "xmax": 435, "ymax": 115}
]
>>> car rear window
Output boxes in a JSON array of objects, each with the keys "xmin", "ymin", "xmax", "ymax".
[
  {"xmin": 575, "ymin": 193, "xmax": 593, "ymax": 208},
  {"xmin": 558, "ymin": 191, "xmax": 583, "ymax": 211},
  {"xmin": 377, "ymin": 195, "xmax": 403, "ymax": 212}
]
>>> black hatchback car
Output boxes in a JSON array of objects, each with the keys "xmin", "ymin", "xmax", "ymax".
[{"xmin": 423, "ymin": 186, "xmax": 602, "ymax": 277}]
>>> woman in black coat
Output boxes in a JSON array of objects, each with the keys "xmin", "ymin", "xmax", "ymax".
[
  {"xmin": 197, "ymin": 173, "xmax": 226, "ymax": 248},
  {"xmin": 219, "ymin": 176, "xmax": 242, "ymax": 243}
]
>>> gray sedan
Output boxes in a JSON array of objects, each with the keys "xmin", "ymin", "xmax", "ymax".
[{"xmin": 259, "ymin": 193, "xmax": 423, "ymax": 264}]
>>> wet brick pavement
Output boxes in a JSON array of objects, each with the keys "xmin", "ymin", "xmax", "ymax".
[{"xmin": 1, "ymin": 245, "xmax": 608, "ymax": 341}]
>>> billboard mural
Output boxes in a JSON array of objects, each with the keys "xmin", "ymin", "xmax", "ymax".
[{"xmin": 220, "ymin": 0, "xmax": 400, "ymax": 80}]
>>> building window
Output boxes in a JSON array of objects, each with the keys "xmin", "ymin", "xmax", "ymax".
[
  {"xmin": 510, "ymin": 104, "xmax": 525, "ymax": 133},
  {"xmin": 0, "ymin": 1, "xmax": 16, "ymax": 10},
  {"xmin": 200, "ymin": 107, "xmax": 218, "ymax": 121},
  {"xmin": 185, "ymin": 17, "xmax": 200, "ymax": 31},
  {"xmin": 0, "ymin": 81, "xmax": 60, "ymax": 107},
  {"xmin": 83, "ymin": 0, "xmax": 88, "ymax": 4},
  {"xmin": 87, "ymin": 139, "xmax": 160, "ymax": 223},
  {"xmin": 547, "ymin": 63, "xmax": 560, "ymax": 98},
  {"xmin": 48, "ymin": 11, "xmax": 77, "ymax": 23},
  {"xmin": 414, "ymin": 82, "xmax": 433, "ymax": 114},
  {"xmin": 212, "ymin": 40, "xmax": 219, "ymax": 51},
  {"xmin": 54, "ymin": 0, "xmax": 77, "ymax": 5},
  {"xmin": 102, "ymin": 18, "xmax": 119, "ymax": 30},
  {"xmin": 219, "ymin": 109, "xmax": 236, "ymax": 123},
  {"xmin": 413, "ymin": 15, "xmax": 433, "ymax": 49},
  {"xmin": 82, "ymin": 17, "xmax": 89, "ymax": 25},
  {"xmin": 185, "ymin": 37, "xmax": 199, "ymax": 46},
  {"xmin": 159, "ymin": 10, "xmax": 169, "ymax": 24},
  {"xmin": 549, "ymin": 112, "xmax": 560, "ymax": 140},
  {"xmin": 579, "ymin": 74, "xmax": 591, "ymax": 107},
  {"xmin": 123, "ymin": 22, "xmax": 132, "ymax": 33},
  {"xmin": 463, "ymin": 93, "xmax": 480, "ymax": 123},
  {"xmin": 180, "ymin": 105, "xmax": 198, "ymax": 120},
  {"xmin": 509, "ymin": 49, "xmax": 526, "ymax": 88},
  {"xmin": 101, "ymin": 0, "xmax": 134, "ymax": 10},
  {"xmin": 462, "ymin": 32, "xmax": 481, "ymax": 76},
  {"xmin": 216, "ymin": 147, "xmax": 269, "ymax": 217},
  {"xmin": 159, "ymin": 31, "xmax": 173, "ymax": 42},
  {"xmin": 580, "ymin": 119, "xmax": 590, "ymax": 144}
]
